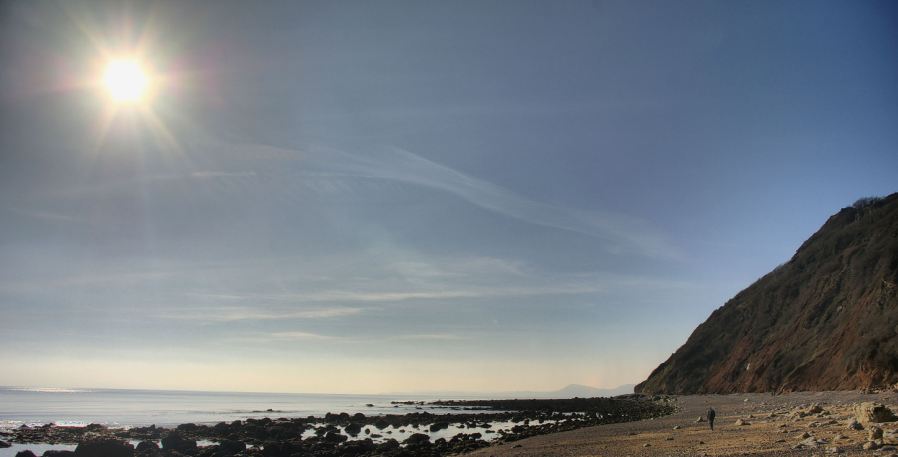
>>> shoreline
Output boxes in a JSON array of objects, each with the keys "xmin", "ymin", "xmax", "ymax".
[
  {"xmin": 466, "ymin": 390, "xmax": 898, "ymax": 457},
  {"xmin": 0, "ymin": 396, "xmax": 673, "ymax": 457}
]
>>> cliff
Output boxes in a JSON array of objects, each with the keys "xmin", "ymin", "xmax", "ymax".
[{"xmin": 636, "ymin": 193, "xmax": 898, "ymax": 394}]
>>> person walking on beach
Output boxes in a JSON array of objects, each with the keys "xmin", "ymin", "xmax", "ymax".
[{"xmin": 707, "ymin": 406, "xmax": 716, "ymax": 431}]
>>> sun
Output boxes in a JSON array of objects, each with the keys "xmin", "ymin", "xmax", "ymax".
[{"xmin": 103, "ymin": 59, "xmax": 149, "ymax": 102}]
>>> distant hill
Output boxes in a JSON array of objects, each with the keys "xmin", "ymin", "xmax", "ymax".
[
  {"xmin": 637, "ymin": 193, "xmax": 898, "ymax": 394},
  {"xmin": 386, "ymin": 384, "xmax": 634, "ymax": 399},
  {"xmin": 544, "ymin": 383, "xmax": 635, "ymax": 398},
  {"xmin": 486, "ymin": 383, "xmax": 635, "ymax": 399}
]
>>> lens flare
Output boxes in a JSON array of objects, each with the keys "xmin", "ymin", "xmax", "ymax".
[{"xmin": 103, "ymin": 60, "xmax": 148, "ymax": 102}]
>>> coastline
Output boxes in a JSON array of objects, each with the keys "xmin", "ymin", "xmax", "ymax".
[
  {"xmin": 465, "ymin": 390, "xmax": 898, "ymax": 457},
  {"xmin": 0, "ymin": 396, "xmax": 673, "ymax": 457}
]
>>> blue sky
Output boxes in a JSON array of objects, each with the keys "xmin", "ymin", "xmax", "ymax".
[{"xmin": 1, "ymin": 0, "xmax": 896, "ymax": 393}]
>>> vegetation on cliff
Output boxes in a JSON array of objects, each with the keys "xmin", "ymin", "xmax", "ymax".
[{"xmin": 637, "ymin": 193, "xmax": 898, "ymax": 394}]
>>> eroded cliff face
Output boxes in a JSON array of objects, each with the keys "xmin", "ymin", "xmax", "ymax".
[{"xmin": 637, "ymin": 193, "xmax": 898, "ymax": 394}]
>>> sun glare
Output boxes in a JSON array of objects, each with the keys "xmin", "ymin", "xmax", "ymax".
[{"xmin": 103, "ymin": 60, "xmax": 148, "ymax": 102}]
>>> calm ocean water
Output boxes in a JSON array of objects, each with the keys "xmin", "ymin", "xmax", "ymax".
[{"xmin": 0, "ymin": 386, "xmax": 482, "ymax": 429}]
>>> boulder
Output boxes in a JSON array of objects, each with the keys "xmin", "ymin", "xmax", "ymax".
[
  {"xmin": 42, "ymin": 451, "xmax": 76, "ymax": 457},
  {"xmin": 343, "ymin": 423, "xmax": 362, "ymax": 436},
  {"xmin": 175, "ymin": 423, "xmax": 199, "ymax": 432},
  {"xmin": 216, "ymin": 439, "xmax": 245, "ymax": 456},
  {"xmin": 884, "ymin": 430, "xmax": 898, "ymax": 445},
  {"xmin": 134, "ymin": 441, "xmax": 158, "ymax": 453},
  {"xmin": 74, "ymin": 439, "xmax": 134, "ymax": 457},
  {"xmin": 863, "ymin": 440, "xmax": 882, "ymax": 450},
  {"xmin": 869, "ymin": 426, "xmax": 884, "ymax": 440},
  {"xmin": 695, "ymin": 416, "xmax": 704, "ymax": 422},
  {"xmin": 323, "ymin": 431, "xmax": 347, "ymax": 444},
  {"xmin": 0, "ymin": 441, "xmax": 10, "ymax": 448},
  {"xmin": 160, "ymin": 432, "xmax": 197, "ymax": 454},
  {"xmin": 260, "ymin": 442, "xmax": 299, "ymax": 457},
  {"xmin": 403, "ymin": 433, "xmax": 431, "ymax": 447},
  {"xmin": 15, "ymin": 451, "xmax": 37, "ymax": 457},
  {"xmin": 794, "ymin": 437, "xmax": 827, "ymax": 449},
  {"xmin": 848, "ymin": 419, "xmax": 863, "ymax": 430},
  {"xmin": 429, "ymin": 422, "xmax": 450, "ymax": 432},
  {"xmin": 855, "ymin": 402, "xmax": 897, "ymax": 425},
  {"xmin": 735, "ymin": 419, "xmax": 751, "ymax": 426},
  {"xmin": 340, "ymin": 439, "xmax": 376, "ymax": 455}
]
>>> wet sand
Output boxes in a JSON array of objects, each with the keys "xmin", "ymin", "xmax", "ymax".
[{"xmin": 466, "ymin": 391, "xmax": 898, "ymax": 457}]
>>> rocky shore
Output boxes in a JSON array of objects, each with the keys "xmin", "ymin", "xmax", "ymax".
[
  {"xmin": 0, "ymin": 396, "xmax": 673, "ymax": 457},
  {"xmin": 465, "ymin": 390, "xmax": 898, "ymax": 457}
]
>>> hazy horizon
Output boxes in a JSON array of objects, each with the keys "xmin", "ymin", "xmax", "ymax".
[
  {"xmin": 0, "ymin": 382, "xmax": 635, "ymax": 397},
  {"xmin": 1, "ymin": 0, "xmax": 897, "ymax": 394}
]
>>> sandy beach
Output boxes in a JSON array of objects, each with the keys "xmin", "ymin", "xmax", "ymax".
[{"xmin": 466, "ymin": 391, "xmax": 898, "ymax": 457}]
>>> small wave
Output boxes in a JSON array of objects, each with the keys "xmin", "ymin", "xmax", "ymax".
[
  {"xmin": 52, "ymin": 421, "xmax": 88, "ymax": 428},
  {"xmin": 7, "ymin": 387, "xmax": 91, "ymax": 393}
]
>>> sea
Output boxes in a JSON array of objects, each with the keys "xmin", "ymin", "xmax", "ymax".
[
  {"xmin": 0, "ymin": 386, "xmax": 504, "ymax": 456},
  {"xmin": 0, "ymin": 386, "xmax": 485, "ymax": 429}
]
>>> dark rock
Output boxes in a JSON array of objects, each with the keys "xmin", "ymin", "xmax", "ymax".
[
  {"xmin": 0, "ymin": 441, "xmax": 11, "ymax": 448},
  {"xmin": 265, "ymin": 426, "xmax": 286, "ymax": 439},
  {"xmin": 42, "ymin": 451, "xmax": 76, "ymax": 457},
  {"xmin": 403, "ymin": 433, "xmax": 430, "ymax": 447},
  {"xmin": 161, "ymin": 431, "xmax": 197, "ymax": 454},
  {"xmin": 429, "ymin": 422, "xmax": 450, "ymax": 432},
  {"xmin": 340, "ymin": 439, "xmax": 376, "ymax": 455},
  {"xmin": 133, "ymin": 441, "xmax": 158, "ymax": 457},
  {"xmin": 377, "ymin": 439, "xmax": 400, "ymax": 452},
  {"xmin": 260, "ymin": 442, "xmax": 299, "ymax": 457},
  {"xmin": 215, "ymin": 439, "xmax": 245, "ymax": 456},
  {"xmin": 74, "ymin": 438, "xmax": 134, "ymax": 457},
  {"xmin": 323, "ymin": 431, "xmax": 347, "ymax": 444},
  {"xmin": 16, "ymin": 451, "xmax": 37, "ymax": 457},
  {"xmin": 343, "ymin": 423, "xmax": 362, "ymax": 436}
]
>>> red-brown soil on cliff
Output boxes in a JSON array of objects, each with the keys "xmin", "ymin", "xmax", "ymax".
[{"xmin": 637, "ymin": 193, "xmax": 898, "ymax": 394}]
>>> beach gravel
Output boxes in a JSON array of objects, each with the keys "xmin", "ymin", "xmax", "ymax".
[{"xmin": 464, "ymin": 390, "xmax": 898, "ymax": 457}]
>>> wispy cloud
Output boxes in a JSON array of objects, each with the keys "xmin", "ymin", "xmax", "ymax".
[
  {"xmin": 228, "ymin": 331, "xmax": 467, "ymax": 344},
  {"xmin": 181, "ymin": 283, "xmax": 605, "ymax": 307},
  {"xmin": 268, "ymin": 331, "xmax": 339, "ymax": 341},
  {"xmin": 228, "ymin": 331, "xmax": 341, "ymax": 343},
  {"xmin": 157, "ymin": 306, "xmax": 366, "ymax": 322},
  {"xmin": 190, "ymin": 171, "xmax": 257, "ymax": 179},
  {"xmin": 7, "ymin": 207, "xmax": 78, "ymax": 223},
  {"xmin": 226, "ymin": 142, "xmax": 679, "ymax": 258},
  {"xmin": 389, "ymin": 334, "xmax": 467, "ymax": 341}
]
